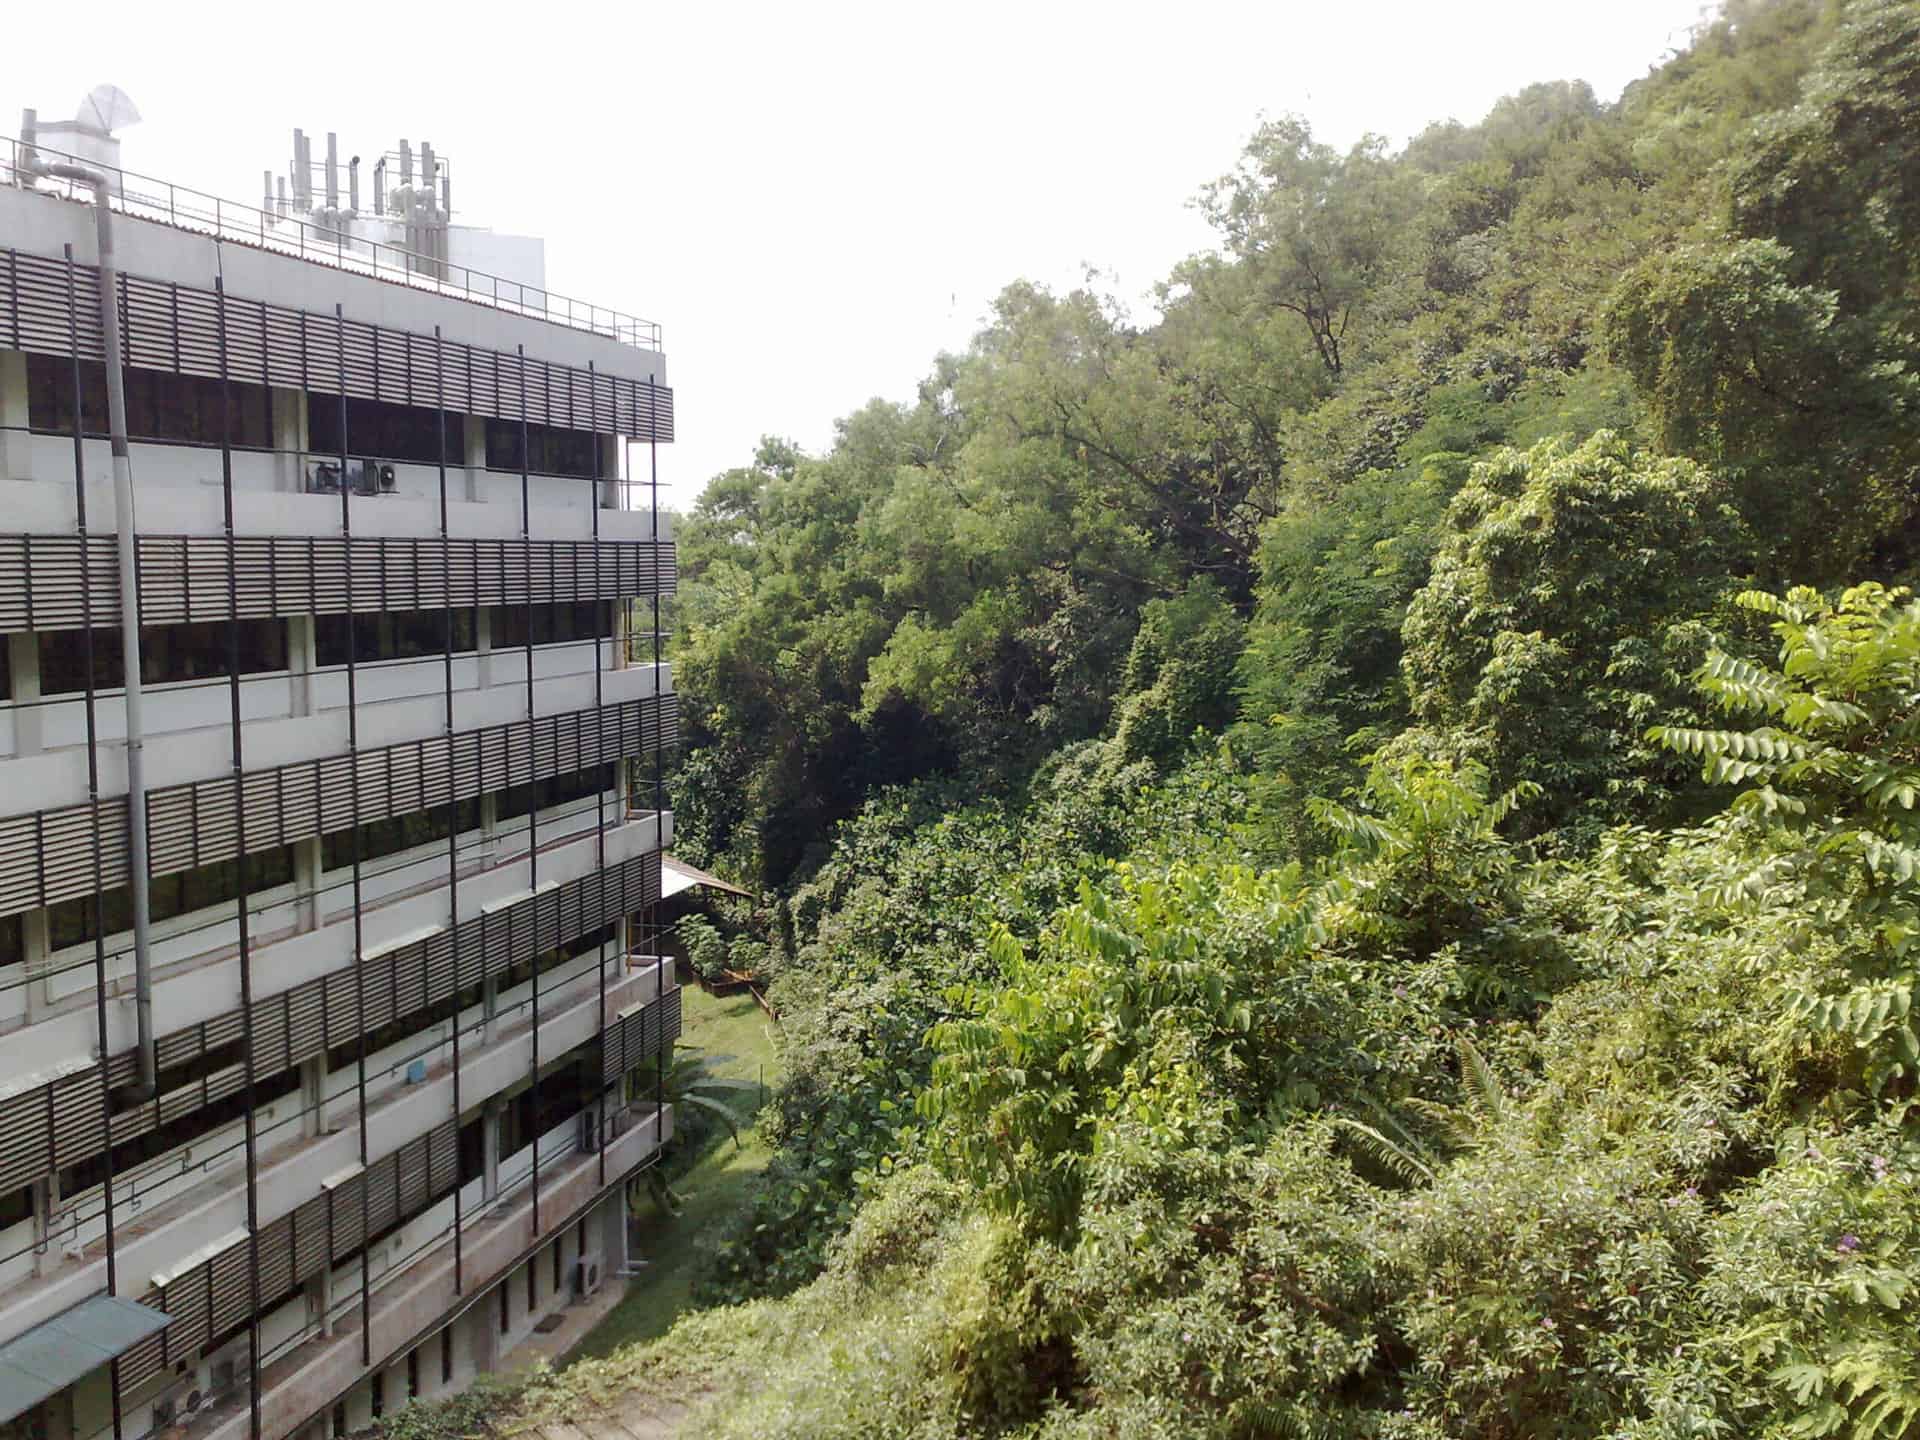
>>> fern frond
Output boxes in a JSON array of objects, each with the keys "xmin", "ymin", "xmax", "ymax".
[
  {"xmin": 1458, "ymin": 1037, "xmax": 1506, "ymax": 1124},
  {"xmin": 1331, "ymin": 1117, "xmax": 1434, "ymax": 1186}
]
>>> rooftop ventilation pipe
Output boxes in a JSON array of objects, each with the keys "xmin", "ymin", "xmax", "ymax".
[{"xmin": 22, "ymin": 150, "xmax": 158, "ymax": 1098}]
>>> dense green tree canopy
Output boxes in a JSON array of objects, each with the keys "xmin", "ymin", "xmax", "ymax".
[{"xmin": 470, "ymin": 6, "xmax": 1920, "ymax": 1437}]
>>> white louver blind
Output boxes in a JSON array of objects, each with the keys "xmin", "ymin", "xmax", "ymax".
[
  {"xmin": 2, "ymin": 247, "xmax": 675, "ymax": 440},
  {"xmin": 116, "ymin": 1116, "xmax": 461, "ymax": 1401},
  {"xmin": 0, "ymin": 692, "xmax": 677, "ymax": 918},
  {"xmin": 602, "ymin": 985, "xmax": 684, "ymax": 1085},
  {"xmin": 0, "ymin": 529, "xmax": 675, "ymax": 635},
  {"xmin": 0, "ymin": 850, "xmax": 662, "ymax": 1199}
]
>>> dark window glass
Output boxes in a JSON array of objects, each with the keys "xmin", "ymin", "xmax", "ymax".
[
  {"xmin": 370, "ymin": 1372, "xmax": 384, "ymax": 1420},
  {"xmin": 440, "ymin": 1332, "xmax": 453, "ymax": 1386},
  {"xmin": 61, "ymin": 1065, "xmax": 299, "ymax": 1197},
  {"xmin": 333, "ymin": 1404, "xmax": 347, "ymax": 1439},
  {"xmin": 0, "ymin": 1185, "xmax": 32, "ymax": 1230},
  {"xmin": 320, "ymin": 797, "xmax": 481, "ymax": 874},
  {"xmin": 28, "ymin": 356, "xmax": 268, "ymax": 447},
  {"xmin": 484, "ymin": 420, "xmax": 597, "ymax": 478},
  {"xmin": 0, "ymin": 914, "xmax": 22, "ymax": 970},
  {"xmin": 307, "ymin": 395, "xmax": 462, "ymax": 466},
  {"xmin": 526, "ymin": 1258, "xmax": 537, "ymax": 1312},
  {"xmin": 315, "ymin": 607, "xmax": 476, "ymax": 668},
  {"xmin": 458, "ymin": 1115, "xmax": 485, "ymax": 1188},
  {"xmin": 498, "ymin": 1284, "xmax": 510, "ymax": 1335},
  {"xmin": 486, "ymin": 602, "xmax": 610, "ymax": 651},
  {"xmin": 552, "ymin": 1238, "xmax": 562, "ymax": 1293},
  {"xmin": 38, "ymin": 619, "xmax": 285, "ymax": 696},
  {"xmin": 47, "ymin": 846, "xmax": 294, "ymax": 951},
  {"xmin": 407, "ymin": 1348, "xmax": 420, "ymax": 1401},
  {"xmin": 496, "ymin": 762, "xmax": 617, "ymax": 826}
]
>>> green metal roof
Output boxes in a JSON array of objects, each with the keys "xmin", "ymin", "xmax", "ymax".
[{"xmin": 0, "ymin": 1295, "xmax": 170, "ymax": 1424}]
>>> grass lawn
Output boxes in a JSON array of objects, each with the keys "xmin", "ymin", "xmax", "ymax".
[{"xmin": 565, "ymin": 983, "xmax": 779, "ymax": 1360}]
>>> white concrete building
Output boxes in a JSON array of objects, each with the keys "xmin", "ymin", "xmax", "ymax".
[{"xmin": 0, "ymin": 115, "xmax": 680, "ymax": 1440}]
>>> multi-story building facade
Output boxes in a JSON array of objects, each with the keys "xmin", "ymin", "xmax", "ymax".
[{"xmin": 0, "ymin": 115, "xmax": 680, "ymax": 1440}]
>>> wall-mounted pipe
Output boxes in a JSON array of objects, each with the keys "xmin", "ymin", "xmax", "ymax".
[{"xmin": 26, "ymin": 154, "xmax": 157, "ymax": 1097}]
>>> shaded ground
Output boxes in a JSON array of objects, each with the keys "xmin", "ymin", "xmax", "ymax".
[{"xmin": 565, "ymin": 984, "xmax": 778, "ymax": 1360}]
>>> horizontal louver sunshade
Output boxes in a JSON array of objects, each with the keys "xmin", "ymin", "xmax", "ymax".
[
  {"xmin": 0, "ymin": 533, "xmax": 674, "ymax": 635},
  {"xmin": 0, "ymin": 850, "xmax": 661, "ymax": 1199},
  {"xmin": 0, "ymin": 692, "xmax": 677, "ymax": 918},
  {"xmin": 117, "ymin": 1118, "xmax": 460, "ymax": 1399},
  {"xmin": 601, "ymin": 985, "xmax": 684, "ymax": 1084},
  {"xmin": 1, "ymin": 248, "xmax": 675, "ymax": 441}
]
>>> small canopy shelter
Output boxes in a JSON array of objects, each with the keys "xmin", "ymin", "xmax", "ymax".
[{"xmin": 0, "ymin": 1295, "xmax": 170, "ymax": 1424}]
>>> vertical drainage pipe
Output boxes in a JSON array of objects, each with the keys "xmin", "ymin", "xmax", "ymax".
[{"xmin": 35, "ymin": 158, "xmax": 157, "ymax": 1097}]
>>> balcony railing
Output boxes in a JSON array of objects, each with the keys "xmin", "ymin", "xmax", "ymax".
[{"xmin": 4, "ymin": 134, "xmax": 661, "ymax": 351}]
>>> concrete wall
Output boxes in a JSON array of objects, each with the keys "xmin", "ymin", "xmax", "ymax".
[
  {"xmin": 197, "ymin": 1111, "xmax": 671, "ymax": 1440},
  {"xmin": 0, "ymin": 188, "xmax": 664, "ymax": 389},
  {"xmin": 0, "ymin": 808, "xmax": 672, "ymax": 1093},
  {"xmin": 0, "ymin": 962, "xmax": 675, "ymax": 1341}
]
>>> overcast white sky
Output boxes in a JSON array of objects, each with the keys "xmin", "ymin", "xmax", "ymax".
[{"xmin": 3, "ymin": 0, "xmax": 1710, "ymax": 504}]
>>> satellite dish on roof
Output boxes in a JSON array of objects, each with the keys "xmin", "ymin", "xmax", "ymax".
[{"xmin": 77, "ymin": 85, "xmax": 141, "ymax": 135}]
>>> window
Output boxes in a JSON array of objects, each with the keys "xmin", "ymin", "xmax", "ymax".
[
  {"xmin": 0, "ymin": 914, "xmax": 21, "ymax": 970},
  {"xmin": 320, "ymin": 797, "xmax": 482, "ymax": 874},
  {"xmin": 440, "ymin": 1332, "xmax": 453, "ymax": 1387},
  {"xmin": 27, "ymin": 356, "xmax": 270, "ymax": 448},
  {"xmin": 314, "ymin": 607, "xmax": 475, "ymax": 669},
  {"xmin": 38, "ymin": 619, "xmax": 287, "ymax": 696},
  {"xmin": 484, "ymin": 420, "xmax": 598, "ymax": 479},
  {"xmin": 526, "ymin": 1258, "xmax": 537, "ymax": 1314},
  {"xmin": 332, "ymin": 1403, "xmax": 346, "ymax": 1438},
  {"xmin": 0, "ymin": 1185, "xmax": 32, "ymax": 1231},
  {"xmin": 46, "ymin": 846, "xmax": 296, "ymax": 952},
  {"xmin": 487, "ymin": 602, "xmax": 611, "ymax": 651},
  {"xmin": 307, "ymin": 395, "xmax": 462, "ymax": 466},
  {"xmin": 406, "ymin": 1348, "xmax": 419, "ymax": 1401},
  {"xmin": 60, "ymin": 1065, "xmax": 300, "ymax": 1199},
  {"xmin": 496, "ymin": 763, "xmax": 617, "ymax": 826},
  {"xmin": 498, "ymin": 1284, "xmax": 510, "ymax": 1336},
  {"xmin": 552, "ymin": 1238, "xmax": 563, "ymax": 1294},
  {"xmin": 370, "ymin": 1372, "xmax": 384, "ymax": 1420}
]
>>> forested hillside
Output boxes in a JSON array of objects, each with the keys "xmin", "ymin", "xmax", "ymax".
[{"xmin": 506, "ymin": 2, "xmax": 1920, "ymax": 1435}]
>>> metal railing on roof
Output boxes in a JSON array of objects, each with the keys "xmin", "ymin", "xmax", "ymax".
[{"xmin": 2, "ymin": 134, "xmax": 662, "ymax": 351}]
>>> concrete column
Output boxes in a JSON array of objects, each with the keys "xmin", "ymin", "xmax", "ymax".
[
  {"xmin": 311, "ymin": 1266, "xmax": 335, "ymax": 1339},
  {"xmin": 300, "ymin": 1050, "xmax": 329, "ymax": 1139},
  {"xmin": 470, "ymin": 1294, "xmax": 499, "ymax": 1375},
  {"xmin": 9, "ymin": 631, "xmax": 42, "ymax": 756},
  {"xmin": 474, "ymin": 602, "xmax": 493, "ymax": 691},
  {"xmin": 294, "ymin": 836, "xmax": 323, "ymax": 932},
  {"xmin": 481, "ymin": 1098, "xmax": 501, "ymax": 1202},
  {"xmin": 287, "ymin": 614, "xmax": 317, "ymax": 718},
  {"xmin": 597, "ymin": 434, "xmax": 619, "ymax": 511},
  {"xmin": 0, "ymin": 350, "xmax": 30, "ymax": 482},
  {"xmin": 30, "ymin": 1175, "xmax": 55, "ymax": 1279},
  {"xmin": 272, "ymin": 388, "xmax": 308, "ymax": 493},
  {"xmin": 462, "ymin": 414, "xmax": 486, "ymax": 504},
  {"xmin": 23, "ymin": 909, "xmax": 52, "ymax": 1022}
]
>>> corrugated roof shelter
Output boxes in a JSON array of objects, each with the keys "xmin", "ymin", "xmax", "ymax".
[
  {"xmin": 0, "ymin": 1295, "xmax": 171, "ymax": 1423},
  {"xmin": 661, "ymin": 854, "xmax": 752, "ymax": 900}
]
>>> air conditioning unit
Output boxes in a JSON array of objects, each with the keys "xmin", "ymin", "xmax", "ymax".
[
  {"xmin": 183, "ymin": 1390, "xmax": 204, "ymax": 1416},
  {"xmin": 307, "ymin": 459, "xmax": 396, "ymax": 496},
  {"xmin": 573, "ymin": 1255, "xmax": 602, "ymax": 1302}
]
